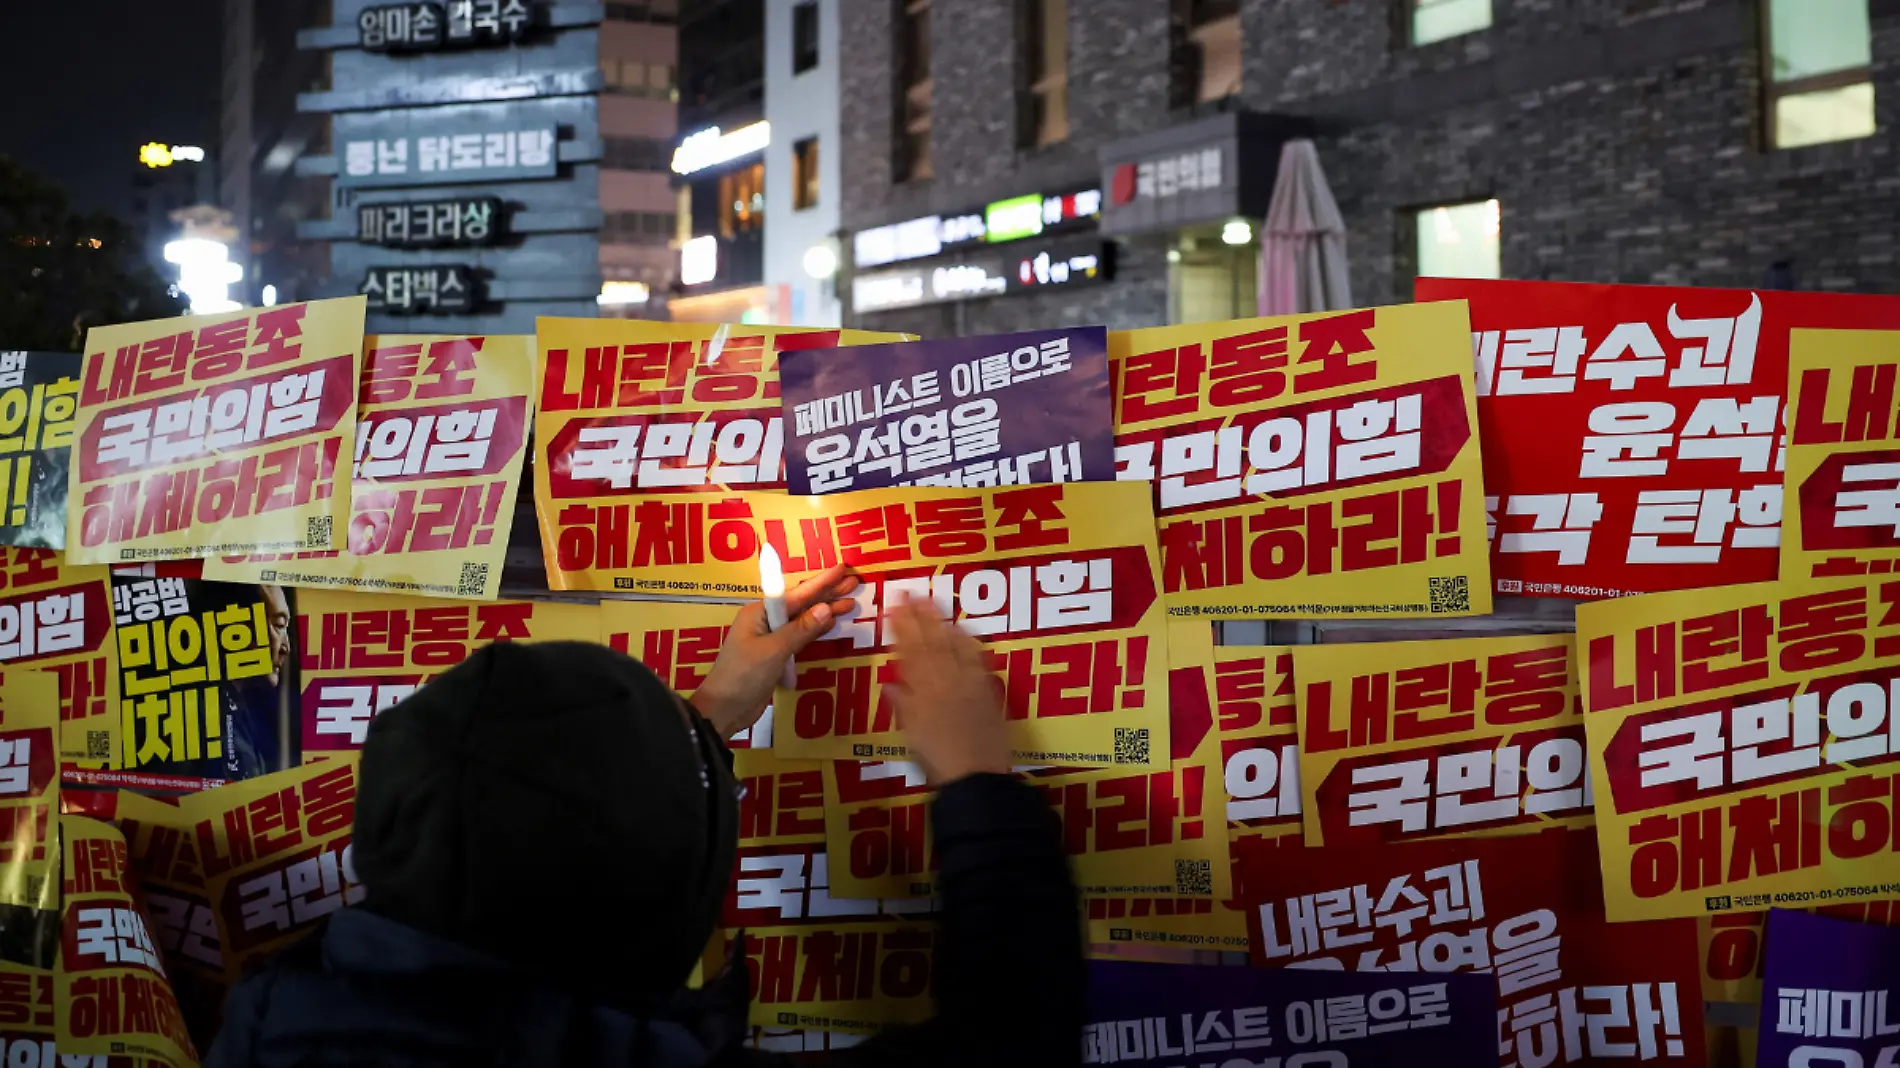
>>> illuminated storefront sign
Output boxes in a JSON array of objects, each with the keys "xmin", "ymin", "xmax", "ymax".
[
  {"xmin": 853, "ymin": 187, "xmax": 1102, "ymax": 269},
  {"xmin": 851, "ymin": 237, "xmax": 1111, "ymax": 313},
  {"xmin": 671, "ymin": 122, "xmax": 771, "ymax": 176}
]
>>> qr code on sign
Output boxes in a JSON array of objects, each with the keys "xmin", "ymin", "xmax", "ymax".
[
  {"xmin": 1174, "ymin": 860, "xmax": 1212, "ymax": 896},
  {"xmin": 1113, "ymin": 728, "xmax": 1150, "ymax": 765},
  {"xmin": 1429, "ymin": 576, "xmax": 1470, "ymax": 614},
  {"xmin": 86, "ymin": 731, "xmax": 110, "ymax": 760},
  {"xmin": 307, "ymin": 515, "xmax": 333, "ymax": 548},
  {"xmin": 457, "ymin": 562, "xmax": 490, "ymax": 597}
]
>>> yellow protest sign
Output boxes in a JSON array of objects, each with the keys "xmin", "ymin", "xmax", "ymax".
[
  {"xmin": 1578, "ymin": 576, "xmax": 1900, "ymax": 920},
  {"xmin": 0, "ymin": 351, "xmax": 81, "ymax": 550},
  {"xmin": 1111, "ymin": 301, "xmax": 1491, "ymax": 618},
  {"xmin": 601, "ymin": 599, "xmax": 782, "ymax": 748},
  {"xmin": 66, "ymin": 297, "xmax": 367, "ymax": 563},
  {"xmin": 1783, "ymin": 328, "xmax": 1900, "ymax": 581},
  {"xmin": 0, "ymin": 548, "xmax": 119, "ymax": 772},
  {"xmin": 205, "ymin": 334, "xmax": 536, "ymax": 600},
  {"xmin": 1296, "ymin": 633, "xmax": 1590, "ymax": 847},
  {"xmin": 115, "ymin": 788, "xmax": 226, "ymax": 1053},
  {"xmin": 294, "ymin": 589, "xmax": 598, "ymax": 759},
  {"xmin": 0, "ymin": 671, "xmax": 56, "ymax": 910},
  {"xmin": 56, "ymin": 815, "xmax": 198, "ymax": 1066},
  {"xmin": 532, "ymin": 319, "xmax": 907, "ymax": 592}
]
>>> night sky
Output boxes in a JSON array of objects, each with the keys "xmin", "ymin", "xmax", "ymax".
[{"xmin": 0, "ymin": 0, "xmax": 223, "ymax": 219}]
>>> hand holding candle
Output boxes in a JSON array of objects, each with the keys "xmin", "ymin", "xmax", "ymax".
[{"xmin": 687, "ymin": 561, "xmax": 860, "ymax": 742}]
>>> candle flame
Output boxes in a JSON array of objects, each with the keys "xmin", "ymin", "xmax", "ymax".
[{"xmin": 758, "ymin": 543, "xmax": 786, "ymax": 598}]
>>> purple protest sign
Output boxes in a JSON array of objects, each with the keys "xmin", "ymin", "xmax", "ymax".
[
  {"xmin": 1756, "ymin": 909, "xmax": 1900, "ymax": 1068},
  {"xmin": 1085, "ymin": 959, "xmax": 1497, "ymax": 1067},
  {"xmin": 778, "ymin": 326, "xmax": 1113, "ymax": 495}
]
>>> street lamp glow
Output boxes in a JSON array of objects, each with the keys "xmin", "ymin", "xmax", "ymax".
[
  {"xmin": 261, "ymin": 284, "xmax": 278, "ymax": 307},
  {"xmin": 164, "ymin": 238, "xmax": 242, "ymax": 314},
  {"xmin": 1221, "ymin": 219, "xmax": 1254, "ymax": 246},
  {"xmin": 802, "ymin": 243, "xmax": 839, "ymax": 280},
  {"xmin": 680, "ymin": 236, "xmax": 719, "ymax": 286}
]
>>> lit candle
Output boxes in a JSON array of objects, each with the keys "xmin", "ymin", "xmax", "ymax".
[{"xmin": 759, "ymin": 544, "xmax": 794, "ymax": 689}]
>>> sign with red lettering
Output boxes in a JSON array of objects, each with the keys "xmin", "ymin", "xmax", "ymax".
[
  {"xmin": 186, "ymin": 756, "xmax": 362, "ymax": 979},
  {"xmin": 67, "ymin": 297, "xmax": 368, "ymax": 563},
  {"xmin": 1783, "ymin": 328, "xmax": 1900, "ymax": 583},
  {"xmin": 533, "ymin": 319, "xmax": 908, "ymax": 592},
  {"xmin": 205, "ymin": 334, "xmax": 535, "ymax": 600},
  {"xmin": 0, "ymin": 350, "xmax": 81, "ymax": 550},
  {"xmin": 294, "ymin": 588, "xmax": 598, "ymax": 758},
  {"xmin": 1578, "ymin": 576, "xmax": 1900, "ymax": 921},
  {"xmin": 1111, "ymin": 302, "xmax": 1491, "ymax": 618},
  {"xmin": 602, "ymin": 599, "xmax": 776, "ymax": 749},
  {"xmin": 0, "ymin": 548, "xmax": 118, "ymax": 776},
  {"xmin": 116, "ymin": 788, "xmax": 226, "ymax": 1054},
  {"xmin": 769, "ymin": 481, "xmax": 1168, "ymax": 768},
  {"xmin": 1297, "ymin": 634, "xmax": 1590, "ymax": 846},
  {"xmin": 0, "ymin": 672, "xmax": 56, "ymax": 911},
  {"xmin": 55, "ymin": 814, "xmax": 198, "ymax": 1066},
  {"xmin": 1240, "ymin": 828, "xmax": 1706, "ymax": 1068},
  {"xmin": 1413, "ymin": 278, "xmax": 1900, "ymax": 600}
]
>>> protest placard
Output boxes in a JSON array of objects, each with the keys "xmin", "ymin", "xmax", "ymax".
[
  {"xmin": 1755, "ymin": 909, "xmax": 1900, "ymax": 1068},
  {"xmin": 0, "ymin": 548, "xmax": 117, "ymax": 773},
  {"xmin": 1112, "ymin": 301, "xmax": 1492, "ymax": 618},
  {"xmin": 1414, "ymin": 278, "xmax": 1900, "ymax": 599},
  {"xmin": 67, "ymin": 297, "xmax": 367, "ymax": 564},
  {"xmin": 0, "ymin": 672, "xmax": 55, "ymax": 913},
  {"xmin": 205, "ymin": 333, "xmax": 535, "ymax": 601},
  {"xmin": 767, "ymin": 481, "xmax": 1168, "ymax": 768},
  {"xmin": 56, "ymin": 815, "xmax": 198, "ymax": 1066},
  {"xmin": 115, "ymin": 788, "xmax": 226, "ymax": 1054},
  {"xmin": 1577, "ymin": 576, "xmax": 1900, "ymax": 921},
  {"xmin": 715, "ymin": 747, "xmax": 934, "ymax": 1034},
  {"xmin": 108, "ymin": 573, "xmax": 293, "ymax": 793},
  {"xmin": 187, "ymin": 756, "xmax": 361, "ymax": 980},
  {"xmin": 1084, "ymin": 958, "xmax": 1498, "ymax": 1066},
  {"xmin": 601, "ymin": 599, "xmax": 776, "ymax": 748},
  {"xmin": 779, "ymin": 327, "xmax": 1113, "ymax": 495},
  {"xmin": 1084, "ymin": 624, "xmax": 1248, "ymax": 954},
  {"xmin": 1241, "ymin": 827, "xmax": 1706, "ymax": 1068},
  {"xmin": 1783, "ymin": 328, "xmax": 1900, "ymax": 583},
  {"xmin": 295, "ymin": 588, "xmax": 598, "ymax": 758},
  {"xmin": 0, "ymin": 351, "xmax": 80, "ymax": 551},
  {"xmin": 533, "ymin": 320, "xmax": 907, "ymax": 592},
  {"xmin": 1297, "ymin": 634, "xmax": 1591, "ymax": 846},
  {"xmin": 824, "ymin": 622, "xmax": 1229, "ymax": 905}
]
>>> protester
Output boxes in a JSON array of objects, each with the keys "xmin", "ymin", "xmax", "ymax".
[{"xmin": 206, "ymin": 564, "xmax": 1085, "ymax": 1068}]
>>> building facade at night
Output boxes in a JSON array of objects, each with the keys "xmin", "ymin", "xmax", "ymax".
[
  {"xmin": 597, "ymin": 1, "xmax": 680, "ymax": 319},
  {"xmin": 669, "ymin": 0, "xmax": 772, "ymax": 323},
  {"xmin": 762, "ymin": 0, "xmax": 842, "ymax": 326},
  {"xmin": 838, "ymin": 0, "xmax": 1898, "ymax": 337}
]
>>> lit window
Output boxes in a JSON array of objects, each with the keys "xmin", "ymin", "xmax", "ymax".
[
  {"xmin": 1412, "ymin": 0, "xmax": 1490, "ymax": 46},
  {"xmin": 1765, "ymin": 0, "xmax": 1875, "ymax": 149},
  {"xmin": 1172, "ymin": 0, "xmax": 1240, "ymax": 106},
  {"xmin": 1020, "ymin": 0, "xmax": 1068, "ymax": 146},
  {"xmin": 1416, "ymin": 200, "xmax": 1500, "ymax": 281},
  {"xmin": 897, "ymin": 0, "xmax": 932, "ymax": 180},
  {"xmin": 793, "ymin": 137, "xmax": 820, "ymax": 211}
]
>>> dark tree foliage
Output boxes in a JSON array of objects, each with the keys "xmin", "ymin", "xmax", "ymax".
[{"xmin": 0, "ymin": 155, "xmax": 184, "ymax": 351}]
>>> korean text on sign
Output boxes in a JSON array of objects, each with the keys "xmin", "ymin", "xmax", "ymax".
[
  {"xmin": 0, "ymin": 672, "xmax": 56, "ymax": 911},
  {"xmin": 188, "ymin": 756, "xmax": 363, "ymax": 979},
  {"xmin": 1756, "ymin": 909, "xmax": 1900, "ymax": 1068},
  {"xmin": 759, "ymin": 481, "xmax": 1169, "ymax": 768},
  {"xmin": 1578, "ymin": 575, "xmax": 1900, "ymax": 921},
  {"xmin": 779, "ymin": 326, "xmax": 1115, "ymax": 495},
  {"xmin": 1415, "ymin": 278, "xmax": 1900, "ymax": 600},
  {"xmin": 204, "ymin": 335, "xmax": 535, "ymax": 601},
  {"xmin": 0, "ymin": 351, "xmax": 81, "ymax": 550},
  {"xmin": 67, "ymin": 296, "xmax": 368, "ymax": 563},
  {"xmin": 1111, "ymin": 301, "xmax": 1493, "ymax": 619},
  {"xmin": 1783, "ymin": 328, "xmax": 1900, "ymax": 582},
  {"xmin": 115, "ymin": 786, "xmax": 227, "ymax": 1043},
  {"xmin": 533, "ymin": 319, "xmax": 910, "ymax": 592},
  {"xmin": 1240, "ymin": 828, "xmax": 1707, "ymax": 1068},
  {"xmin": 56, "ymin": 815, "xmax": 199, "ymax": 1066},
  {"xmin": 603, "ymin": 599, "xmax": 776, "ymax": 748},
  {"xmin": 294, "ymin": 588, "xmax": 598, "ymax": 756},
  {"xmin": 0, "ymin": 548, "xmax": 118, "ymax": 770},
  {"xmin": 341, "ymin": 128, "xmax": 556, "ymax": 185},
  {"xmin": 358, "ymin": 0, "xmax": 533, "ymax": 51},
  {"xmin": 1296, "ymin": 634, "xmax": 1591, "ymax": 847}
]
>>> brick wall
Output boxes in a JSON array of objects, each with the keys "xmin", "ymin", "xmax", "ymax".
[{"xmin": 840, "ymin": 0, "xmax": 1899, "ymax": 334}]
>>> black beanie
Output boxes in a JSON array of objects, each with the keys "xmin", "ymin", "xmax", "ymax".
[{"xmin": 351, "ymin": 639, "xmax": 739, "ymax": 1010}]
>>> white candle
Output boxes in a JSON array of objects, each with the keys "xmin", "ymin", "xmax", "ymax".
[{"xmin": 759, "ymin": 543, "xmax": 789, "ymax": 631}]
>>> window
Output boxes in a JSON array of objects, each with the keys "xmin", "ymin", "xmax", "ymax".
[
  {"xmin": 1415, "ymin": 200, "xmax": 1500, "ymax": 281},
  {"xmin": 896, "ymin": 0, "xmax": 932, "ymax": 181},
  {"xmin": 719, "ymin": 162, "xmax": 766, "ymax": 237},
  {"xmin": 603, "ymin": 136, "xmax": 672, "ymax": 171},
  {"xmin": 1765, "ymin": 0, "xmax": 1875, "ymax": 149},
  {"xmin": 793, "ymin": 2, "xmax": 820, "ymax": 75},
  {"xmin": 792, "ymin": 137, "xmax": 820, "ymax": 211},
  {"xmin": 1019, "ymin": 0, "xmax": 1068, "ymax": 146},
  {"xmin": 1411, "ymin": 0, "xmax": 1491, "ymax": 46},
  {"xmin": 601, "ymin": 211, "xmax": 678, "ymax": 245},
  {"xmin": 1171, "ymin": 0, "xmax": 1240, "ymax": 108},
  {"xmin": 604, "ymin": 1, "xmax": 678, "ymax": 23},
  {"xmin": 603, "ymin": 60, "xmax": 675, "ymax": 99}
]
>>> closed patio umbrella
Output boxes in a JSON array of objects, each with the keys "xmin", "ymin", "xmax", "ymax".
[{"xmin": 1258, "ymin": 139, "xmax": 1352, "ymax": 316}]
